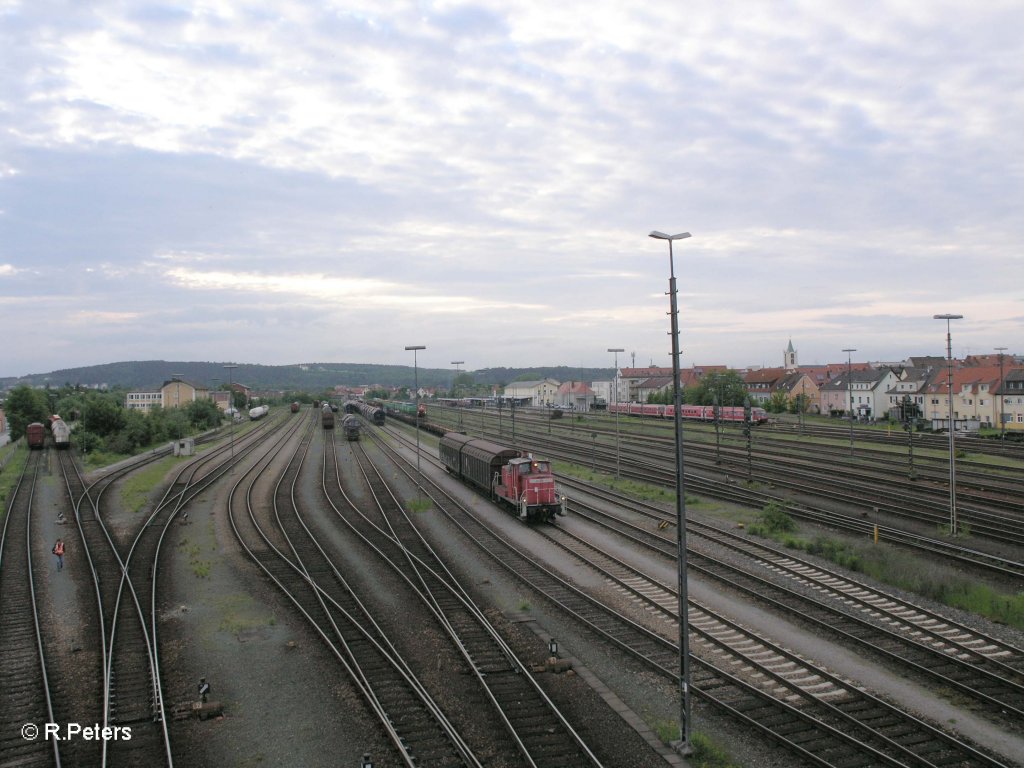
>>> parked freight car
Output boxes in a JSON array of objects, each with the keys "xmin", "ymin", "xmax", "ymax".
[
  {"xmin": 439, "ymin": 433, "xmax": 566, "ymax": 522},
  {"xmin": 341, "ymin": 413, "xmax": 360, "ymax": 441},
  {"xmin": 290, "ymin": 402, "xmax": 300, "ymax": 413},
  {"xmin": 50, "ymin": 415, "xmax": 71, "ymax": 449},
  {"xmin": 358, "ymin": 402, "xmax": 385, "ymax": 426},
  {"xmin": 26, "ymin": 422, "xmax": 46, "ymax": 449},
  {"xmin": 249, "ymin": 405, "xmax": 270, "ymax": 420},
  {"xmin": 322, "ymin": 408, "xmax": 335, "ymax": 430}
]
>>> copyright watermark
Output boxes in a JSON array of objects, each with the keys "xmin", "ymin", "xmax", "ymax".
[{"xmin": 20, "ymin": 723, "xmax": 132, "ymax": 742}]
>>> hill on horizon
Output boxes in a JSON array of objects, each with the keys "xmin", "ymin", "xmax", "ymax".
[{"xmin": 0, "ymin": 360, "xmax": 613, "ymax": 393}]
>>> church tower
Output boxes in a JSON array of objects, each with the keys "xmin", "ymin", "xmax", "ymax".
[{"xmin": 784, "ymin": 339, "xmax": 798, "ymax": 371}]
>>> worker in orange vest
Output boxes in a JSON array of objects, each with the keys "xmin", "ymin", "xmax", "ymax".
[{"xmin": 52, "ymin": 539, "xmax": 65, "ymax": 570}]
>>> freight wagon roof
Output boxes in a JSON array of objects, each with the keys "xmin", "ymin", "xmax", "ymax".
[
  {"xmin": 439, "ymin": 432, "xmax": 475, "ymax": 451},
  {"xmin": 460, "ymin": 438, "xmax": 521, "ymax": 465}
]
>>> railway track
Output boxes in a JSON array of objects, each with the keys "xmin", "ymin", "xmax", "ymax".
[
  {"xmin": 227, "ymin": 412, "xmax": 478, "ymax": 767},
  {"xmin": 470, "ymin": 420, "xmax": 1024, "ymax": 579},
  {"xmin": 436, "ymin": 404, "xmax": 1024, "ymax": 548},
  {"xmin": 0, "ymin": 450, "xmax": 60, "ymax": 768},
  {"xmin": 343, "ymin": 436, "xmax": 604, "ymax": 767},
  {"xmin": 369, "ymin": 420, "xmax": 1022, "ymax": 767},
  {"xmin": 534, "ymin": 522, "xmax": 1012, "ymax": 768}
]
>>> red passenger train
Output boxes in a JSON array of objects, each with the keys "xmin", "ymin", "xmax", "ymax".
[{"xmin": 607, "ymin": 402, "xmax": 769, "ymax": 424}]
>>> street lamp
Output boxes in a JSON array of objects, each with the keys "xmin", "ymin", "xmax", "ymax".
[
  {"xmin": 451, "ymin": 361, "xmax": 464, "ymax": 430},
  {"xmin": 608, "ymin": 348, "xmax": 624, "ymax": 477},
  {"xmin": 934, "ymin": 314, "xmax": 963, "ymax": 535},
  {"xmin": 649, "ymin": 229, "xmax": 693, "ymax": 756},
  {"xmin": 405, "ymin": 346, "xmax": 426, "ymax": 492},
  {"xmin": 224, "ymin": 365, "xmax": 238, "ymax": 458},
  {"xmin": 842, "ymin": 349, "xmax": 856, "ymax": 456},
  {"xmin": 995, "ymin": 347, "xmax": 1007, "ymax": 441}
]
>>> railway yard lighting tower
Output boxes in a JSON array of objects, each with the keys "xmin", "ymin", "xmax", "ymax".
[
  {"xmin": 995, "ymin": 347, "xmax": 1008, "ymax": 441},
  {"xmin": 405, "ymin": 345, "xmax": 426, "ymax": 493},
  {"xmin": 842, "ymin": 349, "xmax": 856, "ymax": 456},
  {"xmin": 934, "ymin": 314, "xmax": 963, "ymax": 535},
  {"xmin": 648, "ymin": 229, "xmax": 693, "ymax": 756},
  {"xmin": 608, "ymin": 347, "xmax": 625, "ymax": 477},
  {"xmin": 223, "ymin": 365, "xmax": 238, "ymax": 458}
]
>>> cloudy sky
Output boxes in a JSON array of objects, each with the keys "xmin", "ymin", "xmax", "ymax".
[{"xmin": 1, "ymin": 1, "xmax": 1021, "ymax": 377}]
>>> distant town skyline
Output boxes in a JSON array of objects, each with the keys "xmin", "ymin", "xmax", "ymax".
[{"xmin": 2, "ymin": 3, "xmax": 1021, "ymax": 375}]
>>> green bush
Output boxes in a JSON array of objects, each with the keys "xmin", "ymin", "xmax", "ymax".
[{"xmin": 757, "ymin": 501, "xmax": 795, "ymax": 533}]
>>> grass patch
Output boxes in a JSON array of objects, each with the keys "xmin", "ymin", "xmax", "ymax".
[
  {"xmin": 121, "ymin": 456, "xmax": 179, "ymax": 513},
  {"xmin": 517, "ymin": 599, "xmax": 531, "ymax": 611},
  {"xmin": 0, "ymin": 446, "xmax": 29, "ymax": 516},
  {"xmin": 214, "ymin": 593, "xmax": 276, "ymax": 636},
  {"xmin": 747, "ymin": 525, "xmax": 1024, "ymax": 630},
  {"xmin": 407, "ymin": 497, "xmax": 432, "ymax": 514},
  {"xmin": 178, "ymin": 537, "xmax": 213, "ymax": 579},
  {"xmin": 553, "ymin": 460, "xmax": 676, "ymax": 504},
  {"xmin": 652, "ymin": 719, "xmax": 679, "ymax": 744},
  {"xmin": 689, "ymin": 731, "xmax": 741, "ymax": 768}
]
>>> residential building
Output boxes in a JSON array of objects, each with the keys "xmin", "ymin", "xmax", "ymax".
[
  {"xmin": 820, "ymin": 367, "xmax": 903, "ymax": 420},
  {"xmin": 884, "ymin": 367, "xmax": 932, "ymax": 419},
  {"xmin": 998, "ymin": 369, "xmax": 1024, "ymax": 431},
  {"xmin": 775, "ymin": 371, "xmax": 821, "ymax": 413},
  {"xmin": 743, "ymin": 368, "xmax": 787, "ymax": 405},
  {"xmin": 619, "ymin": 367, "xmax": 672, "ymax": 402}
]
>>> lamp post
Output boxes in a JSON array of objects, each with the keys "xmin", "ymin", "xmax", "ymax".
[
  {"xmin": 995, "ymin": 347, "xmax": 1007, "ymax": 441},
  {"xmin": 451, "ymin": 361, "xmax": 464, "ymax": 431},
  {"xmin": 223, "ymin": 365, "xmax": 237, "ymax": 458},
  {"xmin": 934, "ymin": 314, "xmax": 963, "ymax": 535},
  {"xmin": 842, "ymin": 349, "xmax": 856, "ymax": 456},
  {"xmin": 713, "ymin": 393, "xmax": 721, "ymax": 465},
  {"xmin": 743, "ymin": 396, "xmax": 752, "ymax": 480},
  {"xmin": 902, "ymin": 395, "xmax": 916, "ymax": 481},
  {"xmin": 405, "ymin": 346, "xmax": 426, "ymax": 492},
  {"xmin": 608, "ymin": 347, "xmax": 624, "ymax": 477},
  {"xmin": 649, "ymin": 229, "xmax": 693, "ymax": 756}
]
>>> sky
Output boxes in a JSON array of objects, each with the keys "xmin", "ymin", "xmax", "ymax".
[{"xmin": 1, "ymin": 1, "xmax": 1022, "ymax": 378}]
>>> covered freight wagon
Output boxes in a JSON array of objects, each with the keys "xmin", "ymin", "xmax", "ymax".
[{"xmin": 26, "ymin": 422, "xmax": 46, "ymax": 449}]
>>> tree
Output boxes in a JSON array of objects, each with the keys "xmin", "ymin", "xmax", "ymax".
[
  {"xmin": 82, "ymin": 394, "xmax": 125, "ymax": 437},
  {"xmin": 4, "ymin": 386, "xmax": 50, "ymax": 440},
  {"xmin": 767, "ymin": 391, "xmax": 789, "ymax": 413},
  {"xmin": 689, "ymin": 371, "xmax": 749, "ymax": 407},
  {"xmin": 185, "ymin": 399, "xmax": 223, "ymax": 431}
]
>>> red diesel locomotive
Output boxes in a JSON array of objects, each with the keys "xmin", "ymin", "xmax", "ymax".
[{"xmin": 439, "ymin": 433, "xmax": 566, "ymax": 522}]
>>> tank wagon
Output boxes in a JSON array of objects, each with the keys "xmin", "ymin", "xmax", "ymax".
[
  {"xmin": 341, "ymin": 413, "xmax": 360, "ymax": 441},
  {"xmin": 50, "ymin": 415, "xmax": 71, "ymax": 449},
  {"xmin": 290, "ymin": 402, "xmax": 300, "ymax": 413},
  {"xmin": 26, "ymin": 422, "xmax": 46, "ymax": 449},
  {"xmin": 439, "ymin": 433, "xmax": 566, "ymax": 522},
  {"xmin": 358, "ymin": 402, "xmax": 386, "ymax": 426},
  {"xmin": 249, "ymin": 405, "xmax": 270, "ymax": 421},
  {"xmin": 322, "ymin": 406, "xmax": 335, "ymax": 430}
]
